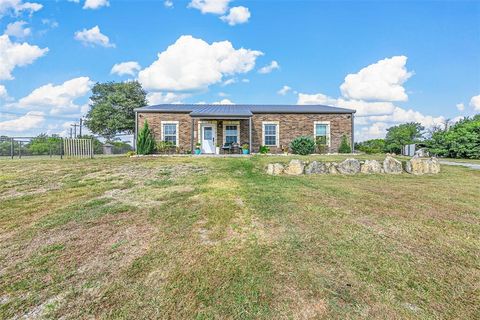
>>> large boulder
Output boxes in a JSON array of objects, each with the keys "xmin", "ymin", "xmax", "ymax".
[
  {"xmin": 337, "ymin": 158, "xmax": 361, "ymax": 174},
  {"xmin": 326, "ymin": 162, "xmax": 339, "ymax": 174},
  {"xmin": 383, "ymin": 156, "xmax": 403, "ymax": 174},
  {"xmin": 284, "ymin": 159, "xmax": 305, "ymax": 175},
  {"xmin": 360, "ymin": 160, "xmax": 383, "ymax": 174},
  {"xmin": 266, "ymin": 163, "xmax": 284, "ymax": 175},
  {"xmin": 405, "ymin": 157, "xmax": 441, "ymax": 175},
  {"xmin": 305, "ymin": 161, "xmax": 328, "ymax": 174}
]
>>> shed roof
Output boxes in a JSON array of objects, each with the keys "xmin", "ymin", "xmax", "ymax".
[{"xmin": 134, "ymin": 104, "xmax": 355, "ymax": 116}]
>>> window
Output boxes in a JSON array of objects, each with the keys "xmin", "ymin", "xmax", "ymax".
[
  {"xmin": 314, "ymin": 121, "xmax": 330, "ymax": 146},
  {"xmin": 262, "ymin": 122, "xmax": 279, "ymax": 147},
  {"xmin": 161, "ymin": 121, "xmax": 179, "ymax": 146},
  {"xmin": 225, "ymin": 125, "xmax": 238, "ymax": 144}
]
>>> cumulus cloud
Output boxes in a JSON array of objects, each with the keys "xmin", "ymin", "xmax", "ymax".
[
  {"xmin": 212, "ymin": 98, "xmax": 233, "ymax": 104},
  {"xmin": 258, "ymin": 60, "xmax": 279, "ymax": 74},
  {"xmin": 4, "ymin": 20, "xmax": 31, "ymax": 38},
  {"xmin": 355, "ymin": 122, "xmax": 389, "ymax": 141},
  {"xmin": 0, "ymin": 34, "xmax": 48, "ymax": 80},
  {"xmin": 164, "ymin": 0, "xmax": 173, "ymax": 8},
  {"xmin": 277, "ymin": 85, "xmax": 291, "ymax": 96},
  {"xmin": 340, "ymin": 55, "xmax": 412, "ymax": 102},
  {"xmin": 15, "ymin": 77, "xmax": 93, "ymax": 114},
  {"xmin": 0, "ymin": 111, "xmax": 45, "ymax": 132},
  {"xmin": 74, "ymin": 25, "xmax": 115, "ymax": 48},
  {"xmin": 147, "ymin": 92, "xmax": 190, "ymax": 104},
  {"xmin": 0, "ymin": 85, "xmax": 8, "ymax": 98},
  {"xmin": 0, "ymin": 0, "xmax": 42, "ymax": 18},
  {"xmin": 188, "ymin": 0, "xmax": 230, "ymax": 14},
  {"xmin": 470, "ymin": 94, "xmax": 480, "ymax": 111},
  {"xmin": 138, "ymin": 35, "xmax": 262, "ymax": 91},
  {"xmin": 456, "ymin": 103, "xmax": 465, "ymax": 111},
  {"xmin": 111, "ymin": 61, "xmax": 141, "ymax": 76},
  {"xmin": 83, "ymin": 0, "xmax": 109, "ymax": 10},
  {"xmin": 221, "ymin": 6, "xmax": 250, "ymax": 25}
]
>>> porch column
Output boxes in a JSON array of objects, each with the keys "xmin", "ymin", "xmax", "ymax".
[
  {"xmin": 249, "ymin": 117, "xmax": 252, "ymax": 153},
  {"xmin": 191, "ymin": 118, "xmax": 195, "ymax": 153}
]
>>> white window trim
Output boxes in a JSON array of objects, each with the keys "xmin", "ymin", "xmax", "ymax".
[
  {"xmin": 161, "ymin": 121, "xmax": 179, "ymax": 146},
  {"xmin": 262, "ymin": 121, "xmax": 279, "ymax": 147},
  {"xmin": 197, "ymin": 120, "xmax": 217, "ymax": 144},
  {"xmin": 313, "ymin": 121, "xmax": 331, "ymax": 147},
  {"xmin": 222, "ymin": 121, "xmax": 240, "ymax": 144}
]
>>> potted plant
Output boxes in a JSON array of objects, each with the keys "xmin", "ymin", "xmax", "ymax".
[
  {"xmin": 195, "ymin": 142, "xmax": 201, "ymax": 155},
  {"xmin": 216, "ymin": 143, "xmax": 220, "ymax": 155},
  {"xmin": 259, "ymin": 145, "xmax": 270, "ymax": 155},
  {"xmin": 281, "ymin": 144, "xmax": 289, "ymax": 155},
  {"xmin": 242, "ymin": 143, "xmax": 249, "ymax": 154}
]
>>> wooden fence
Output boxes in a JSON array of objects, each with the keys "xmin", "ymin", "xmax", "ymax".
[{"xmin": 63, "ymin": 138, "xmax": 93, "ymax": 158}]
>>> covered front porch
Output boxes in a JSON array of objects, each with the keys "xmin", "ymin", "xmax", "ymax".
[{"xmin": 189, "ymin": 105, "xmax": 253, "ymax": 155}]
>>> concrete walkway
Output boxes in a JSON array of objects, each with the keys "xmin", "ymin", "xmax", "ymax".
[{"xmin": 439, "ymin": 161, "xmax": 480, "ymax": 170}]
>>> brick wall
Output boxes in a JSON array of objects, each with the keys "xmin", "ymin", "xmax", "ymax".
[
  {"xmin": 137, "ymin": 112, "xmax": 352, "ymax": 153},
  {"xmin": 251, "ymin": 113, "xmax": 352, "ymax": 153}
]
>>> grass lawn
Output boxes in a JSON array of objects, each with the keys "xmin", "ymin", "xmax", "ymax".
[{"xmin": 1, "ymin": 155, "xmax": 479, "ymax": 319}]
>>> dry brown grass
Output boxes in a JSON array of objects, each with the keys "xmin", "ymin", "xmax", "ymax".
[{"xmin": 0, "ymin": 155, "xmax": 479, "ymax": 319}]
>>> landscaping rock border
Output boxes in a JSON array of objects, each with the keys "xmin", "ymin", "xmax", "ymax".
[{"xmin": 266, "ymin": 156, "xmax": 441, "ymax": 176}]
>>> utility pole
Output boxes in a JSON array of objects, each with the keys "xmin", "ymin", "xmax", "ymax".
[
  {"xmin": 71, "ymin": 123, "xmax": 78, "ymax": 138},
  {"xmin": 79, "ymin": 118, "xmax": 83, "ymax": 137}
]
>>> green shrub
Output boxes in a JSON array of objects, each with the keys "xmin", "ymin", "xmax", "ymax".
[
  {"xmin": 338, "ymin": 135, "xmax": 352, "ymax": 153},
  {"xmin": 259, "ymin": 145, "xmax": 270, "ymax": 154},
  {"xmin": 290, "ymin": 136, "xmax": 315, "ymax": 155},
  {"xmin": 137, "ymin": 121, "xmax": 156, "ymax": 155},
  {"xmin": 157, "ymin": 140, "xmax": 175, "ymax": 154},
  {"xmin": 315, "ymin": 137, "xmax": 328, "ymax": 154}
]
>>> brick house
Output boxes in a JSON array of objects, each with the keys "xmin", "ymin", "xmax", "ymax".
[{"xmin": 134, "ymin": 104, "xmax": 355, "ymax": 154}]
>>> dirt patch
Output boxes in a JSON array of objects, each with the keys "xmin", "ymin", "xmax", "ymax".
[{"xmin": 0, "ymin": 182, "xmax": 63, "ymax": 201}]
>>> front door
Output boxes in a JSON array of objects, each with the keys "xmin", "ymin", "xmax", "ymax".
[{"xmin": 201, "ymin": 125, "xmax": 215, "ymax": 153}]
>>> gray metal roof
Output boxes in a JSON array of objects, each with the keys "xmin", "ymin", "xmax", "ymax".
[{"xmin": 134, "ymin": 104, "xmax": 355, "ymax": 115}]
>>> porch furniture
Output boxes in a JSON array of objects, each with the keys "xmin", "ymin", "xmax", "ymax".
[{"xmin": 221, "ymin": 142, "xmax": 233, "ymax": 154}]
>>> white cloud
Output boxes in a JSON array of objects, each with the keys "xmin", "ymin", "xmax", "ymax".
[
  {"xmin": 188, "ymin": 0, "xmax": 230, "ymax": 14},
  {"xmin": 0, "ymin": 84, "xmax": 7, "ymax": 98},
  {"xmin": 222, "ymin": 78, "xmax": 236, "ymax": 86},
  {"xmin": 15, "ymin": 77, "xmax": 93, "ymax": 114},
  {"xmin": 4, "ymin": 20, "xmax": 31, "ymax": 38},
  {"xmin": 241, "ymin": 78, "xmax": 249, "ymax": 83},
  {"xmin": 0, "ymin": 34, "xmax": 48, "ymax": 80},
  {"xmin": 258, "ymin": 60, "xmax": 279, "ymax": 74},
  {"xmin": 355, "ymin": 122, "xmax": 389, "ymax": 141},
  {"xmin": 456, "ymin": 103, "xmax": 465, "ymax": 111},
  {"xmin": 138, "ymin": 35, "xmax": 262, "ymax": 91},
  {"xmin": 164, "ymin": 0, "xmax": 173, "ymax": 8},
  {"xmin": 212, "ymin": 98, "xmax": 233, "ymax": 104},
  {"xmin": 41, "ymin": 18, "xmax": 59, "ymax": 29},
  {"xmin": 111, "ymin": 61, "xmax": 141, "ymax": 76},
  {"xmin": 74, "ymin": 25, "xmax": 115, "ymax": 48},
  {"xmin": 0, "ymin": 111, "xmax": 45, "ymax": 132},
  {"xmin": 146, "ymin": 92, "xmax": 189, "ymax": 104},
  {"xmin": 340, "ymin": 55, "xmax": 412, "ymax": 102},
  {"xmin": 297, "ymin": 92, "xmax": 337, "ymax": 106},
  {"xmin": 470, "ymin": 94, "xmax": 480, "ymax": 111},
  {"xmin": 277, "ymin": 85, "xmax": 291, "ymax": 96},
  {"xmin": 366, "ymin": 106, "xmax": 444, "ymax": 128},
  {"xmin": 0, "ymin": 0, "xmax": 42, "ymax": 18},
  {"xmin": 83, "ymin": 0, "xmax": 109, "ymax": 10},
  {"xmin": 221, "ymin": 6, "xmax": 250, "ymax": 25}
]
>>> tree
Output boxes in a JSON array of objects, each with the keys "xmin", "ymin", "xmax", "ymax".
[
  {"xmin": 27, "ymin": 134, "xmax": 62, "ymax": 155},
  {"xmin": 384, "ymin": 122, "xmax": 424, "ymax": 154},
  {"xmin": 84, "ymin": 81, "xmax": 147, "ymax": 139},
  {"xmin": 355, "ymin": 139, "xmax": 386, "ymax": 154},
  {"xmin": 338, "ymin": 135, "xmax": 352, "ymax": 153},
  {"xmin": 427, "ymin": 115, "xmax": 480, "ymax": 159},
  {"xmin": 137, "ymin": 121, "xmax": 156, "ymax": 155}
]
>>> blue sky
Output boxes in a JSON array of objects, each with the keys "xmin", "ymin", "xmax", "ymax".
[{"xmin": 0, "ymin": 0, "xmax": 479, "ymax": 141}]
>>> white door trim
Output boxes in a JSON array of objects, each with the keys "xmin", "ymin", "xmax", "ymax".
[{"xmin": 200, "ymin": 123, "xmax": 216, "ymax": 154}]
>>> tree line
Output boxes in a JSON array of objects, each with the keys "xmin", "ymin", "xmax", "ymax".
[{"xmin": 355, "ymin": 115, "xmax": 480, "ymax": 159}]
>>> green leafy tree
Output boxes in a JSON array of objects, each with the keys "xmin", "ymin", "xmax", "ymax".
[
  {"xmin": 338, "ymin": 135, "xmax": 352, "ymax": 153},
  {"xmin": 355, "ymin": 139, "xmax": 386, "ymax": 154},
  {"xmin": 137, "ymin": 121, "xmax": 156, "ymax": 155},
  {"xmin": 384, "ymin": 122, "xmax": 424, "ymax": 154},
  {"xmin": 27, "ymin": 134, "xmax": 62, "ymax": 155},
  {"xmin": 84, "ymin": 81, "xmax": 147, "ymax": 139},
  {"xmin": 427, "ymin": 115, "xmax": 480, "ymax": 159}
]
